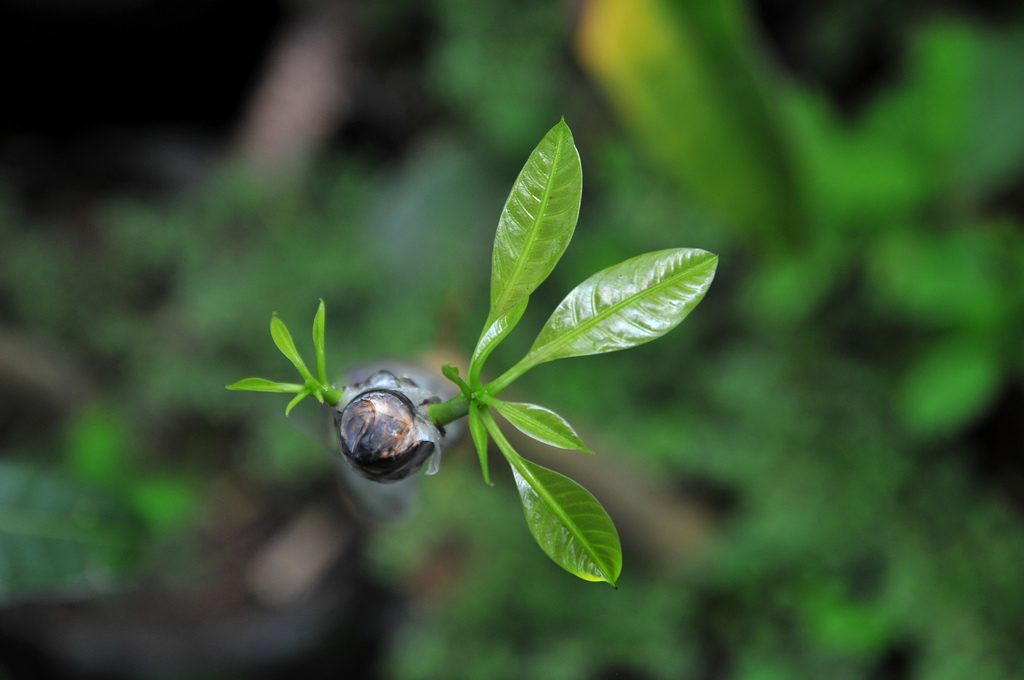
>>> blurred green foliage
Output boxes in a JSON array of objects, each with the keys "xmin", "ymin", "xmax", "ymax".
[{"xmin": 1, "ymin": 0, "xmax": 1023, "ymax": 677}]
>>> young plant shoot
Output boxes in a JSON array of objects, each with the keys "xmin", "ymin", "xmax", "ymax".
[{"xmin": 228, "ymin": 119, "xmax": 718, "ymax": 586}]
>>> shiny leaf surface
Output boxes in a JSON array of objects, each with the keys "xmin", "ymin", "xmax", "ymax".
[
  {"xmin": 522, "ymin": 249, "xmax": 717, "ymax": 367},
  {"xmin": 493, "ymin": 400, "xmax": 591, "ymax": 453},
  {"xmin": 488, "ymin": 119, "xmax": 582, "ymax": 323},
  {"xmin": 482, "ymin": 411, "xmax": 620, "ymax": 585}
]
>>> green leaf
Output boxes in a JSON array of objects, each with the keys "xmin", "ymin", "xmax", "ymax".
[
  {"xmin": 129, "ymin": 477, "xmax": 200, "ymax": 537},
  {"xmin": 482, "ymin": 411, "xmax": 621, "ymax": 585},
  {"xmin": 271, "ymin": 314, "xmax": 314, "ymax": 382},
  {"xmin": 962, "ymin": 28, "xmax": 1024, "ymax": 191},
  {"xmin": 517, "ymin": 249, "xmax": 717, "ymax": 373},
  {"xmin": 900, "ymin": 337, "xmax": 1002, "ymax": 437},
  {"xmin": 488, "ymin": 119, "xmax": 582, "ymax": 324},
  {"xmin": 468, "ymin": 404, "xmax": 492, "ymax": 486},
  {"xmin": 65, "ymin": 405, "xmax": 130, "ymax": 490},
  {"xmin": 312, "ymin": 299, "xmax": 327, "ymax": 385},
  {"xmin": 285, "ymin": 390, "xmax": 311, "ymax": 416},
  {"xmin": 226, "ymin": 377, "xmax": 306, "ymax": 393},
  {"xmin": 577, "ymin": 0, "xmax": 802, "ymax": 238},
  {"xmin": 492, "ymin": 400, "xmax": 591, "ymax": 453},
  {"xmin": 0, "ymin": 462, "xmax": 141, "ymax": 601},
  {"xmin": 469, "ymin": 297, "xmax": 529, "ymax": 387}
]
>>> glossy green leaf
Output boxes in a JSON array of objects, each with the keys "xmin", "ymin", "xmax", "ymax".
[
  {"xmin": 482, "ymin": 411, "xmax": 620, "ymax": 585},
  {"xmin": 271, "ymin": 314, "xmax": 314, "ymax": 382},
  {"xmin": 312, "ymin": 299, "xmax": 327, "ymax": 385},
  {"xmin": 285, "ymin": 389, "xmax": 311, "ymax": 417},
  {"xmin": 521, "ymin": 249, "xmax": 717, "ymax": 369},
  {"xmin": 488, "ymin": 119, "xmax": 582, "ymax": 324},
  {"xmin": 468, "ymin": 404, "xmax": 492, "ymax": 486},
  {"xmin": 0, "ymin": 462, "xmax": 141, "ymax": 601},
  {"xmin": 492, "ymin": 400, "xmax": 591, "ymax": 453},
  {"xmin": 226, "ymin": 377, "xmax": 306, "ymax": 393},
  {"xmin": 470, "ymin": 297, "xmax": 529, "ymax": 387}
]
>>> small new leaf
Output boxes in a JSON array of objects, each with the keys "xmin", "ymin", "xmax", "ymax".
[
  {"xmin": 226, "ymin": 378, "xmax": 306, "ymax": 393},
  {"xmin": 492, "ymin": 400, "xmax": 591, "ymax": 453},
  {"xmin": 271, "ymin": 314, "xmax": 314, "ymax": 382},
  {"xmin": 312, "ymin": 300, "xmax": 327, "ymax": 385},
  {"xmin": 488, "ymin": 119, "xmax": 582, "ymax": 325},
  {"xmin": 468, "ymin": 404, "xmax": 492, "ymax": 485},
  {"xmin": 285, "ymin": 389, "xmax": 311, "ymax": 417}
]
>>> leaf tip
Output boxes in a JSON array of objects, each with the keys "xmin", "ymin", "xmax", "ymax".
[{"xmin": 285, "ymin": 391, "xmax": 309, "ymax": 416}]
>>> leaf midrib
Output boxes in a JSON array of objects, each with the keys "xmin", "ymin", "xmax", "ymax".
[
  {"xmin": 513, "ymin": 461, "xmax": 614, "ymax": 583},
  {"xmin": 483, "ymin": 411, "xmax": 615, "ymax": 583}
]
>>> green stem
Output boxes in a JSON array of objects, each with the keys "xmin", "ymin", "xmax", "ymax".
[
  {"xmin": 428, "ymin": 393, "xmax": 470, "ymax": 427},
  {"xmin": 484, "ymin": 355, "xmax": 539, "ymax": 397}
]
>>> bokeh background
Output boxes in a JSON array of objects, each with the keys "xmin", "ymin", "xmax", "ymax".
[{"xmin": 2, "ymin": 0, "xmax": 1024, "ymax": 678}]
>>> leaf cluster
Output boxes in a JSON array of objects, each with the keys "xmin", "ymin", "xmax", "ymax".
[
  {"xmin": 432, "ymin": 119, "xmax": 717, "ymax": 585},
  {"xmin": 226, "ymin": 301, "xmax": 343, "ymax": 414}
]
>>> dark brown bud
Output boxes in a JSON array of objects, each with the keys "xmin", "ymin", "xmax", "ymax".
[
  {"xmin": 332, "ymin": 370, "xmax": 447, "ymax": 484},
  {"xmin": 337, "ymin": 389, "xmax": 434, "ymax": 482}
]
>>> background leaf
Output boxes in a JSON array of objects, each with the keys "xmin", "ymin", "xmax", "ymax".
[
  {"xmin": 522, "ymin": 248, "xmax": 717, "ymax": 367},
  {"xmin": 0, "ymin": 462, "xmax": 140, "ymax": 602},
  {"xmin": 488, "ymin": 119, "xmax": 582, "ymax": 322},
  {"xmin": 900, "ymin": 337, "xmax": 1003, "ymax": 437},
  {"xmin": 493, "ymin": 400, "xmax": 591, "ymax": 453},
  {"xmin": 577, "ymin": 0, "xmax": 802, "ymax": 238}
]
